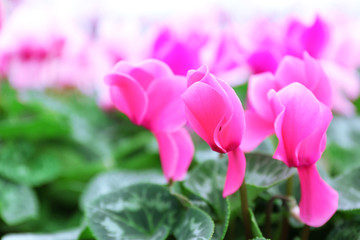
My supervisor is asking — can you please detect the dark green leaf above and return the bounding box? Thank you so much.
[174,207,214,240]
[327,220,360,240]
[245,153,295,192]
[85,183,183,240]
[80,170,166,209]
[184,160,230,240]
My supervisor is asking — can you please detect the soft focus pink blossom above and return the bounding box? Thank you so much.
[244,14,360,115]
[241,52,332,151]
[268,82,338,227]
[149,26,208,75]
[182,65,246,197]
[106,59,194,181]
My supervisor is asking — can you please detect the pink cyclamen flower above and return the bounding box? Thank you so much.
[182,65,246,197]
[105,59,194,181]
[241,52,332,152]
[268,82,338,227]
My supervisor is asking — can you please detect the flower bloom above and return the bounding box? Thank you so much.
[182,65,246,197]
[268,82,338,227]
[105,59,194,181]
[241,52,332,151]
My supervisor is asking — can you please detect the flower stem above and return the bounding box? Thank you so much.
[240,179,252,239]
[280,175,294,240]
[301,225,310,240]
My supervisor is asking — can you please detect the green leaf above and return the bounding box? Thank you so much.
[0,179,39,225]
[249,208,263,238]
[80,170,166,209]
[174,207,215,240]
[184,160,230,240]
[324,116,360,176]
[85,183,183,240]
[2,228,82,240]
[0,141,61,186]
[327,220,360,240]
[331,167,360,211]
[244,153,295,202]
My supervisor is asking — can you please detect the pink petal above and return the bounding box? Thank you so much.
[171,128,195,181]
[105,73,147,125]
[186,65,208,87]
[297,104,332,166]
[223,147,246,197]
[143,76,187,131]
[303,52,332,108]
[247,72,278,120]
[153,131,177,181]
[112,59,173,90]
[301,16,329,58]
[240,110,275,152]
[154,129,194,181]
[269,83,329,167]
[247,50,279,74]
[275,56,307,88]
[216,79,246,151]
[297,164,338,227]
[182,82,227,153]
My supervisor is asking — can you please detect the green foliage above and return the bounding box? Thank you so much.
[331,167,360,211]
[80,170,166,209]
[173,207,215,240]
[184,160,230,240]
[0,178,38,225]
[85,183,183,240]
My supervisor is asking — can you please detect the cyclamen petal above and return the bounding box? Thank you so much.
[144,76,187,131]
[269,83,333,167]
[182,81,227,153]
[154,129,194,181]
[223,147,246,197]
[183,65,247,196]
[106,59,194,182]
[217,80,246,151]
[112,59,173,90]
[106,73,147,125]
[240,110,274,152]
[297,165,338,227]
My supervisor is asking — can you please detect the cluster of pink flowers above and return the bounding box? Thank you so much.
[2,0,359,229]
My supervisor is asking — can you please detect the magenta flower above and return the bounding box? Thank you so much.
[105,59,194,181]
[241,53,332,151]
[182,65,246,197]
[150,26,207,75]
[268,82,338,227]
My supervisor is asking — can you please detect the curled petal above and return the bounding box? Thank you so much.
[269,83,332,167]
[143,76,187,131]
[112,59,173,90]
[223,147,246,197]
[247,72,278,120]
[217,79,246,151]
[105,73,147,125]
[154,129,194,181]
[298,164,338,227]
[186,65,208,87]
[182,82,227,153]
